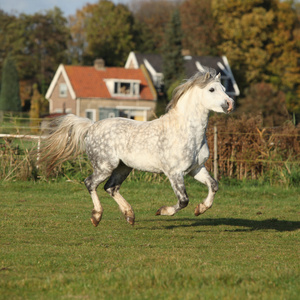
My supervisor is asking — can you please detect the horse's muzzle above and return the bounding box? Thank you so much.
[226,99,234,113]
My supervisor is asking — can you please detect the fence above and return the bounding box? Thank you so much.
[205,116,300,184]
[0,112,43,135]
[0,114,299,183]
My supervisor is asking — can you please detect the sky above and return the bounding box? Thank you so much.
[0,0,131,17]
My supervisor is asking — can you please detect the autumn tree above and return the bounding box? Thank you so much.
[132,0,177,53]
[70,0,137,66]
[19,8,70,94]
[213,0,300,122]
[0,10,18,84]
[180,0,219,56]
[29,83,41,133]
[212,0,299,91]
[0,55,21,112]
[238,82,289,127]
[68,3,96,65]
[162,9,185,99]
[0,8,70,96]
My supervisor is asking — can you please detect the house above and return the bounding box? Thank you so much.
[125,52,240,98]
[45,59,157,122]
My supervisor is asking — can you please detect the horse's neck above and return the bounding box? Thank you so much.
[174,88,209,135]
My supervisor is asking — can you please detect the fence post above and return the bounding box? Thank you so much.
[36,137,41,169]
[214,125,218,180]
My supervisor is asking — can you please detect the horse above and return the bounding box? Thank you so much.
[40,67,234,227]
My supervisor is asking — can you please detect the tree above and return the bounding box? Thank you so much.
[30,83,41,133]
[18,8,71,94]
[238,82,289,127]
[0,10,18,84]
[132,0,177,53]
[0,8,70,96]
[73,0,137,66]
[212,0,300,120]
[0,55,21,112]
[180,0,219,56]
[68,3,97,65]
[212,0,299,88]
[162,9,185,99]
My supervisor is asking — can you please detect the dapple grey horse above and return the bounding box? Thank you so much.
[40,68,234,226]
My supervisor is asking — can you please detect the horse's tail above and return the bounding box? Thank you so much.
[39,114,94,174]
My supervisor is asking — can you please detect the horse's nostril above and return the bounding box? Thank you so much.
[227,100,233,112]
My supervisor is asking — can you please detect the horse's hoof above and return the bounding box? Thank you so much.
[91,217,100,227]
[126,216,135,226]
[155,208,162,215]
[194,204,208,216]
[155,206,175,216]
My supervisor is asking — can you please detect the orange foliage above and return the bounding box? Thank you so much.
[206,115,300,180]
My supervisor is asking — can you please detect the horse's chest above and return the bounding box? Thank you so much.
[186,139,209,167]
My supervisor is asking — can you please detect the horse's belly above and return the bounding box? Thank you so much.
[121,152,162,173]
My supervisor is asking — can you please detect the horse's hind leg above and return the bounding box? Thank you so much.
[85,171,110,227]
[189,166,218,216]
[104,164,134,225]
[156,173,189,216]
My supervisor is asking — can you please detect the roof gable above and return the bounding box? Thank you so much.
[45,64,76,100]
[125,52,240,96]
[46,65,156,101]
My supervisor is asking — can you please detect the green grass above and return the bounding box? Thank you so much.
[0,180,299,299]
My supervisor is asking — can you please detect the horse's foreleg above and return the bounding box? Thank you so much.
[156,174,189,216]
[104,165,134,225]
[85,172,109,227]
[190,166,218,216]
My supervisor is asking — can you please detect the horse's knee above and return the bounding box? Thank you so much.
[211,179,218,193]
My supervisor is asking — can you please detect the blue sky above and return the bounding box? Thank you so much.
[0,0,131,17]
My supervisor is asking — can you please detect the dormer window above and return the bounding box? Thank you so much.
[113,81,140,97]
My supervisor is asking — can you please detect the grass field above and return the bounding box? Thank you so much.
[0,179,299,299]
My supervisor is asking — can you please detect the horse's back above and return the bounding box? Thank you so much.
[85,117,165,172]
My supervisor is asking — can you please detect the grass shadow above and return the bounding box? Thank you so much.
[146,217,300,232]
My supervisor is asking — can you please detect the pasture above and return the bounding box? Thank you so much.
[1,179,299,299]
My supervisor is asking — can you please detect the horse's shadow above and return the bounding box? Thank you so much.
[145,217,300,232]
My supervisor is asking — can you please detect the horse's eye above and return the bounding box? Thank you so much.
[209,88,215,92]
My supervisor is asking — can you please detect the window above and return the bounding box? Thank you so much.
[59,83,68,97]
[119,109,145,121]
[99,108,120,120]
[99,107,148,121]
[85,109,96,122]
[113,81,140,97]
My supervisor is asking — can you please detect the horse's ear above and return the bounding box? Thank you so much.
[204,72,210,80]
[216,73,221,80]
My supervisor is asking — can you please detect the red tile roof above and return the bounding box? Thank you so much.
[64,66,155,100]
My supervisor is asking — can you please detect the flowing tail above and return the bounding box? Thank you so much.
[39,114,94,174]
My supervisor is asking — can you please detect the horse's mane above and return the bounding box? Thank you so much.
[166,67,218,112]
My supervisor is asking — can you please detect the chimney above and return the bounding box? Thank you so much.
[94,58,105,70]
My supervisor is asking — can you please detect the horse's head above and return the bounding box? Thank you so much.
[200,72,234,114]
[167,69,235,115]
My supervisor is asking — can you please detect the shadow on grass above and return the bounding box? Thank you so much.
[146,217,300,232]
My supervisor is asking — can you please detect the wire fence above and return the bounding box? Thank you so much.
[205,117,299,183]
